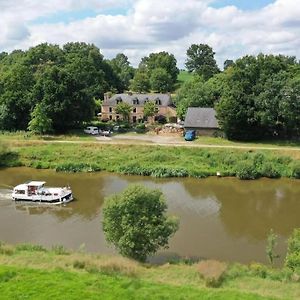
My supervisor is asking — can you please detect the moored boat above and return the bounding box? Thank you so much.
[12,181,73,204]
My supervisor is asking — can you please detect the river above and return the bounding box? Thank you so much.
[0,167,299,265]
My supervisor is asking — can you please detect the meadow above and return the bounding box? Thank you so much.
[0,242,299,300]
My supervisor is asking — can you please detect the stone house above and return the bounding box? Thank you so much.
[101,93,177,123]
[184,107,220,136]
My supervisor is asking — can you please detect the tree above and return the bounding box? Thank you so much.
[175,74,226,119]
[185,44,219,80]
[140,51,179,85]
[143,101,157,119]
[224,59,234,70]
[102,185,179,262]
[150,67,173,92]
[130,69,150,93]
[109,53,135,91]
[216,54,299,140]
[28,103,53,134]
[115,102,132,122]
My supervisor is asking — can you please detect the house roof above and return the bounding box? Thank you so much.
[103,93,173,106]
[184,107,219,129]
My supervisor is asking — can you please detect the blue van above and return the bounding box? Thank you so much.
[184,130,196,141]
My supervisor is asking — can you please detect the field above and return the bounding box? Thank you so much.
[0,242,299,300]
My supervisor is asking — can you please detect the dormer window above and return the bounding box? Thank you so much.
[155,98,161,105]
[132,97,139,105]
[116,97,122,104]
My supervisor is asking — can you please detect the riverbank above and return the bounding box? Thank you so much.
[0,242,299,300]
[3,140,300,179]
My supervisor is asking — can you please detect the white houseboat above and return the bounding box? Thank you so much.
[12,181,73,204]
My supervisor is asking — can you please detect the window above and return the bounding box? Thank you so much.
[109,115,112,120]
[109,107,112,113]
[155,98,161,105]
[133,108,137,113]
[116,97,122,104]
[132,97,139,105]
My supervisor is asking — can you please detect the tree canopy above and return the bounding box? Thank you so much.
[0,42,122,133]
[102,184,179,262]
[185,44,219,80]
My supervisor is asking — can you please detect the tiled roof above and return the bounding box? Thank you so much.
[184,107,219,129]
[103,93,173,106]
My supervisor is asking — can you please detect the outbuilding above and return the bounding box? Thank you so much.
[184,107,220,136]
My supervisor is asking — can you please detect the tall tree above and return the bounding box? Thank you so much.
[109,53,135,92]
[150,67,173,92]
[130,69,150,93]
[140,51,179,86]
[185,44,219,80]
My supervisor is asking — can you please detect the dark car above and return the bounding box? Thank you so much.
[184,130,196,141]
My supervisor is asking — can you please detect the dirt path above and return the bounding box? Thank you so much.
[51,133,300,152]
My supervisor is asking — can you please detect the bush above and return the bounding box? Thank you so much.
[260,163,281,178]
[51,245,69,255]
[285,228,300,272]
[291,162,300,179]
[16,244,46,252]
[235,161,260,180]
[102,185,179,262]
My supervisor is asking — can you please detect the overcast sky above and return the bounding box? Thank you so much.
[0,0,299,68]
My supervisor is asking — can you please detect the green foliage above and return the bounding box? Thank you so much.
[150,68,173,92]
[115,102,132,122]
[108,53,135,92]
[291,161,300,179]
[266,229,280,265]
[16,244,46,252]
[28,103,53,134]
[216,54,300,140]
[102,185,179,262]
[235,161,260,180]
[130,69,150,93]
[285,228,300,271]
[0,42,122,133]
[51,245,69,255]
[185,44,219,80]
[175,75,218,119]
[140,51,179,85]
[143,101,157,118]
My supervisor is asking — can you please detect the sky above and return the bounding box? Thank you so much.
[0,0,299,68]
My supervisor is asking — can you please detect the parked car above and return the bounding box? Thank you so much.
[184,130,196,141]
[84,126,99,135]
[100,130,111,137]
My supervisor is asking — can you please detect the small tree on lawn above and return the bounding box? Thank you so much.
[115,102,132,123]
[102,184,179,262]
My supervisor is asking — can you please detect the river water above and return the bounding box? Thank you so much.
[0,167,299,265]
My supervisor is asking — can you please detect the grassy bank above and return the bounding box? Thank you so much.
[3,141,300,179]
[0,242,299,299]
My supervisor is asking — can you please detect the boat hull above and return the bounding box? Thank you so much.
[12,192,73,205]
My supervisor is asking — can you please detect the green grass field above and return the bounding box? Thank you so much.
[0,243,299,300]
[3,141,299,179]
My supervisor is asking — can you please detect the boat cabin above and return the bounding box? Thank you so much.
[14,181,46,196]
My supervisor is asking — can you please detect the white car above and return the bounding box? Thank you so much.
[84,126,99,135]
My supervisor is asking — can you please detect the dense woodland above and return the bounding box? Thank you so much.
[0,42,299,140]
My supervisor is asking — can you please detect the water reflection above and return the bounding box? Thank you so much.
[0,167,300,264]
